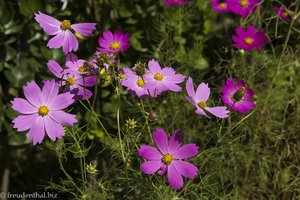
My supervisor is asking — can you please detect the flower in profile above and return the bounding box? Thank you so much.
[211,0,231,13]
[229,0,261,18]
[34,12,96,54]
[97,30,130,54]
[47,60,97,100]
[185,77,229,119]
[144,60,185,97]
[121,70,149,98]
[275,6,292,21]
[11,80,77,145]
[232,26,268,51]
[162,0,191,7]
[138,128,199,190]
[221,79,255,113]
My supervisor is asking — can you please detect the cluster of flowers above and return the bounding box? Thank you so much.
[11,0,260,189]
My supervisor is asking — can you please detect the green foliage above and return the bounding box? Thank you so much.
[0,0,300,199]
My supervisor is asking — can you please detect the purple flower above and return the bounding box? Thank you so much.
[211,0,231,13]
[229,0,261,18]
[11,80,77,145]
[66,53,78,62]
[121,69,149,98]
[275,6,292,21]
[34,12,96,54]
[232,26,268,51]
[185,77,229,119]
[47,60,97,100]
[221,79,255,113]
[144,60,185,97]
[138,128,199,190]
[162,0,191,7]
[65,59,98,75]
[97,30,130,54]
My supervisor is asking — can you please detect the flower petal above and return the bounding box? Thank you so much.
[23,81,42,107]
[138,145,162,160]
[167,164,184,190]
[152,128,169,154]
[47,31,65,49]
[195,82,210,102]
[141,161,163,174]
[47,60,64,78]
[148,60,162,74]
[49,110,77,126]
[171,160,198,179]
[34,12,61,35]
[62,30,78,54]
[27,116,45,145]
[11,98,37,114]
[205,106,229,118]
[71,23,96,36]
[49,92,75,110]
[44,116,65,141]
[12,113,38,132]
[168,130,184,154]
[173,144,199,159]
[42,80,59,105]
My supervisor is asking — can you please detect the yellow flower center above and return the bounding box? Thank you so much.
[61,20,71,30]
[197,101,206,109]
[136,79,145,87]
[67,77,75,85]
[219,3,227,8]
[282,11,288,17]
[232,87,246,102]
[244,37,254,45]
[119,73,126,80]
[154,73,164,81]
[38,106,49,116]
[78,66,87,72]
[110,42,120,50]
[162,153,173,164]
[240,0,248,7]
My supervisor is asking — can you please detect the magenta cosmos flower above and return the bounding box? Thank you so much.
[97,30,130,54]
[232,26,268,51]
[35,12,96,54]
[65,59,98,75]
[275,6,292,21]
[211,0,231,13]
[139,128,199,190]
[221,79,255,113]
[47,60,97,100]
[161,0,191,7]
[121,68,149,98]
[144,60,185,97]
[11,80,77,145]
[229,0,261,18]
[185,77,229,119]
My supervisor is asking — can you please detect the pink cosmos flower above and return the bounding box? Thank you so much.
[144,60,185,98]
[275,6,292,21]
[97,30,130,54]
[65,59,98,75]
[121,69,149,98]
[34,12,96,54]
[185,77,229,119]
[66,53,78,62]
[232,26,268,51]
[138,128,199,190]
[47,60,97,100]
[11,80,77,145]
[229,0,261,18]
[221,79,255,113]
[211,0,231,13]
[162,0,191,7]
